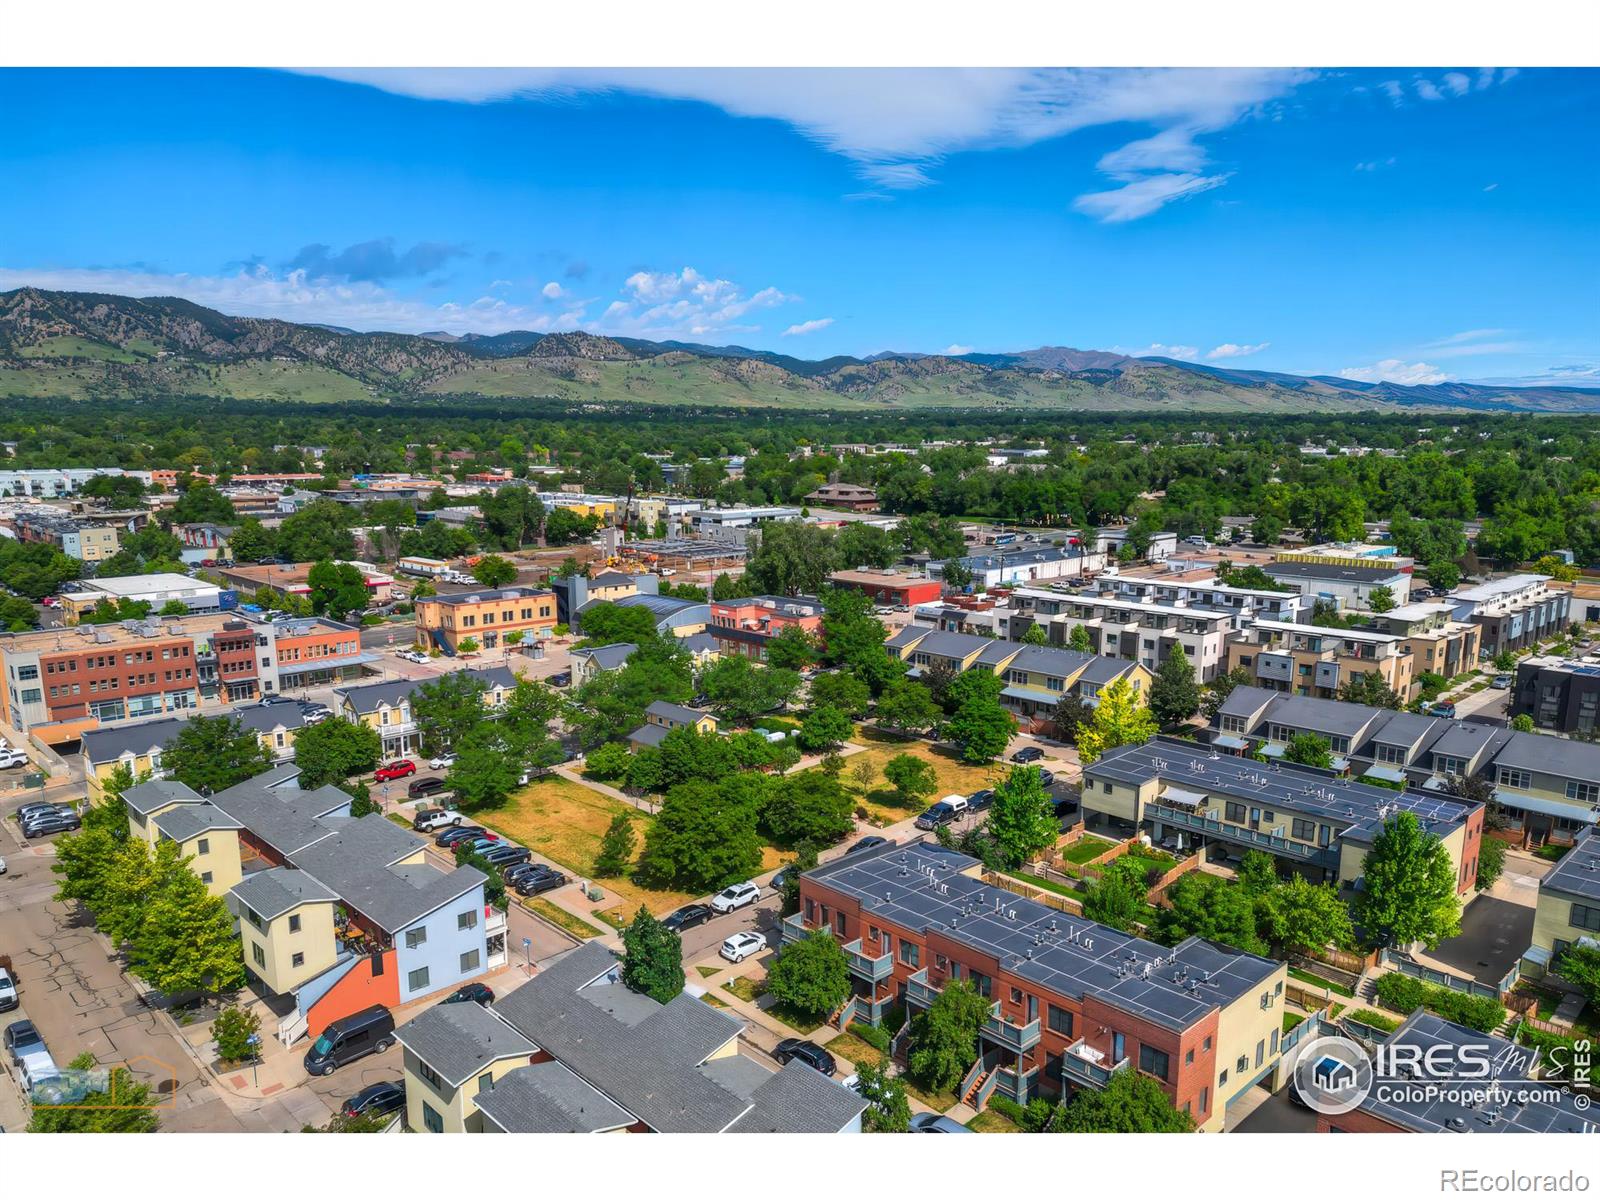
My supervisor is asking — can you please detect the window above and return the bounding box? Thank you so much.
[1200,1087,1210,1115]
[1009,987,1023,1005]
[1219,1068,1229,1085]
[1256,1039,1265,1068]
[422,1103,444,1133]
[1139,1045,1170,1081]
[899,941,920,968]
[1237,1055,1248,1074]
[1203,1035,1212,1052]
[1571,903,1600,933]
[478,1073,495,1095]
[406,927,428,949]
[291,952,305,968]
[458,909,478,931]
[408,966,430,992]
[245,907,264,931]
[196,837,210,855]
[200,871,213,884]
[460,949,481,973]
[1566,780,1600,804]
[251,943,266,968]
[1497,767,1532,790]
[1225,801,1247,824]
[1185,1048,1195,1065]
[1291,817,1317,842]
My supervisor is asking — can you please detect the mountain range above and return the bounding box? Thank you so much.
[1,287,1594,414]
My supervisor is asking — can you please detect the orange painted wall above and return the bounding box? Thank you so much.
[305,950,400,1038]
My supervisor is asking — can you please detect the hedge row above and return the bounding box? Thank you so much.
[1373,972,1505,1033]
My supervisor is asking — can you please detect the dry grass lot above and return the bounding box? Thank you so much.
[845,726,1004,825]
[481,774,786,915]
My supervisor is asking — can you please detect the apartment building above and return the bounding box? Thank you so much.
[334,666,520,759]
[173,522,236,561]
[397,941,866,1133]
[254,615,372,693]
[1225,619,1415,701]
[688,505,802,534]
[1095,528,1179,561]
[0,467,150,498]
[1367,602,1482,686]
[826,568,944,608]
[1212,686,1600,846]
[79,705,308,797]
[932,545,1104,590]
[788,840,1286,1131]
[570,641,637,687]
[706,594,824,661]
[1080,737,1485,894]
[804,482,879,511]
[1027,592,1238,683]
[59,572,229,621]
[1261,560,1412,611]
[1524,828,1600,976]
[120,769,493,1044]
[414,586,557,654]
[1316,1011,1595,1134]
[1513,656,1600,734]
[1450,574,1571,656]
[13,509,123,562]
[1093,575,1312,625]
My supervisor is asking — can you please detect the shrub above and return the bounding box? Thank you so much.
[850,1022,891,1053]
[1373,972,1504,1032]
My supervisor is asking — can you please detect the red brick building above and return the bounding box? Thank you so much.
[707,595,825,661]
[826,569,944,608]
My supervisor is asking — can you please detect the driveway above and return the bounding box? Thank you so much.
[1230,1086,1318,1133]
[1424,892,1536,984]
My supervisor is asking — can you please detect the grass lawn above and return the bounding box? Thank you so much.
[1289,966,1356,998]
[825,1031,888,1070]
[724,976,761,1003]
[1347,1009,1401,1033]
[592,909,628,932]
[699,992,730,1009]
[1061,835,1118,865]
[695,965,724,979]
[900,1076,958,1113]
[522,897,606,940]
[385,813,414,830]
[720,976,825,1034]
[967,1109,1022,1133]
[999,869,1082,902]
[845,725,1005,824]
[1282,1011,1306,1034]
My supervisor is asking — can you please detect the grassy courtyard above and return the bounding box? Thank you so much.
[845,726,1006,824]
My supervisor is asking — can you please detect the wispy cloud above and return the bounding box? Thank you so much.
[541,281,566,300]
[305,67,1311,222]
[1354,157,1396,172]
[1338,359,1450,386]
[1113,342,1200,361]
[284,237,467,282]
[606,266,794,338]
[782,317,834,337]
[1376,67,1517,108]
[1420,329,1530,359]
[1467,364,1600,389]
[1207,342,1270,360]
[942,343,975,356]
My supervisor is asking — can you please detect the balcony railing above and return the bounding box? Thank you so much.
[780,912,808,945]
[843,938,894,983]
[1146,803,1340,867]
[1059,1038,1130,1090]
[981,1002,1041,1053]
[905,968,940,1009]
[994,1065,1041,1105]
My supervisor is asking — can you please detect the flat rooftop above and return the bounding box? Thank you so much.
[1263,561,1406,583]
[80,572,217,596]
[806,840,1279,1032]
[1540,828,1600,902]
[2,612,236,652]
[1086,738,1476,838]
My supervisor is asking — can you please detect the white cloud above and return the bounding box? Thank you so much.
[1114,343,1200,361]
[782,317,834,337]
[1073,173,1230,223]
[1379,69,1517,109]
[1419,329,1530,359]
[1378,80,1406,106]
[605,266,794,338]
[1415,79,1444,102]
[1442,72,1472,98]
[1354,157,1396,172]
[541,281,566,299]
[1338,359,1450,386]
[305,67,1310,221]
[1468,363,1600,388]
[1207,342,1270,360]
[942,344,975,356]
[1483,182,1499,192]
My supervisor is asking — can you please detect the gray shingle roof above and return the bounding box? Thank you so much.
[644,700,708,727]
[206,779,341,857]
[395,1001,535,1087]
[627,724,670,748]
[152,802,244,842]
[288,815,481,934]
[1490,730,1600,780]
[1260,693,1385,739]
[1262,561,1406,583]
[334,678,420,714]
[231,705,307,735]
[574,642,637,671]
[1006,645,1098,680]
[121,777,203,817]
[725,1059,868,1133]
[81,716,187,765]
[230,867,339,921]
[474,1060,634,1133]
[1215,685,1279,721]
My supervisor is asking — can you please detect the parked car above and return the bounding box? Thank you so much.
[768,866,796,894]
[504,861,552,886]
[17,801,69,823]
[23,811,80,838]
[5,1019,57,1091]
[773,1038,837,1076]
[0,966,18,1013]
[1491,673,1513,689]
[480,844,532,868]
[914,794,969,830]
[1037,769,1056,788]
[442,983,495,1007]
[257,694,296,706]
[720,931,766,963]
[397,649,431,664]
[435,825,492,848]
[407,776,449,799]
[303,1006,395,1077]
[0,854,7,876]
[341,1081,406,1122]
[845,835,891,855]
[549,671,571,687]
[428,753,457,771]
[514,868,567,896]
[0,748,27,769]
[710,881,761,914]
[966,789,995,811]
[910,1112,974,1133]
[412,808,463,832]
[299,703,332,723]
[375,760,417,782]
[1010,745,1044,763]
[462,836,502,855]
[1425,701,1457,719]
[661,903,713,932]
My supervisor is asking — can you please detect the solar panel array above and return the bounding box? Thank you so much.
[1541,829,1600,902]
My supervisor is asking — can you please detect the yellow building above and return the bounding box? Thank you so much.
[232,867,344,996]
[397,1000,538,1133]
[1524,830,1600,976]
[414,586,556,654]
[1203,960,1290,1133]
[334,679,419,757]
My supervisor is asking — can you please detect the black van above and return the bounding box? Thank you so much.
[303,1005,395,1076]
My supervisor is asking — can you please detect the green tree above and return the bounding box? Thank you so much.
[228,518,278,563]
[699,655,801,724]
[472,554,518,587]
[276,499,356,561]
[1425,560,1462,592]
[1257,875,1356,953]
[882,752,938,807]
[28,1053,160,1132]
[1020,623,1050,646]
[1475,836,1507,890]
[1555,944,1600,1007]
[986,765,1058,869]
[1081,866,1144,932]
[1284,732,1333,770]
[947,693,1016,763]
[761,770,854,847]
[584,742,632,782]
[413,670,489,752]
[1076,677,1158,764]
[745,521,838,596]
[576,600,661,646]
[1058,1068,1193,1133]
[766,930,851,1018]
[1236,849,1280,897]
[876,679,941,733]
[1067,623,1093,653]
[1355,811,1463,949]
[292,717,382,788]
[1201,664,1255,720]
[212,1005,262,1064]
[856,1061,911,1132]
[348,781,379,818]
[1367,584,1397,613]
[170,483,236,525]
[637,778,765,891]
[307,559,368,618]
[819,587,889,670]
[765,624,818,670]
[620,907,684,1004]
[1148,644,1200,728]
[1153,874,1268,955]
[1337,671,1403,710]
[807,671,871,719]
[477,486,545,550]
[445,729,523,812]
[1510,713,1535,733]
[162,715,273,794]
[907,979,990,1092]
[798,705,852,753]
[127,851,246,998]
[593,812,636,877]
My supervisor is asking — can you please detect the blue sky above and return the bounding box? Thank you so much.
[0,67,1594,386]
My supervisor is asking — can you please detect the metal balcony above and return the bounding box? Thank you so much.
[1059,1038,1130,1089]
[780,912,808,946]
[982,1002,1041,1053]
[1146,803,1340,868]
[905,968,940,1009]
[843,938,894,983]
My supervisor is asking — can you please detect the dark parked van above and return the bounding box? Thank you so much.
[303,1005,395,1076]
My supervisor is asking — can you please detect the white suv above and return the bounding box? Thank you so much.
[413,809,464,832]
[710,882,761,914]
[720,931,767,963]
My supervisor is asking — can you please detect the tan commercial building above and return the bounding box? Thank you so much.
[414,586,556,653]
